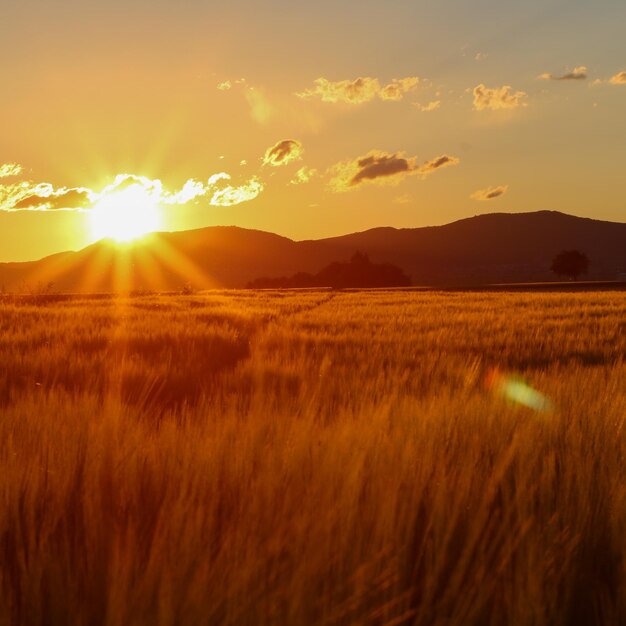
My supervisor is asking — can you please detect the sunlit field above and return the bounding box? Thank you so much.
[1,290,626,626]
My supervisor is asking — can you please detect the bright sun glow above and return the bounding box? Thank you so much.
[90,186,162,242]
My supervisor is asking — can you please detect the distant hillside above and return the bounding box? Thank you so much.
[1,211,625,293]
[318,211,626,284]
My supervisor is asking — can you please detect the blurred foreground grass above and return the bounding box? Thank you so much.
[1,290,625,625]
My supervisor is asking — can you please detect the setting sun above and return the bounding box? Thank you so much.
[89,185,162,242]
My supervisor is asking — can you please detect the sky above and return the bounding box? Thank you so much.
[1,0,625,262]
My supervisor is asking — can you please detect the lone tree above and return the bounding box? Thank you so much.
[551,250,589,281]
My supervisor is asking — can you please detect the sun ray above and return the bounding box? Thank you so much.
[72,242,119,294]
[147,234,221,290]
[111,247,134,294]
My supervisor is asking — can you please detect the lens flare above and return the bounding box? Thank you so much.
[485,368,553,413]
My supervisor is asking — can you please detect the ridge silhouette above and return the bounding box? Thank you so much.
[1,211,625,293]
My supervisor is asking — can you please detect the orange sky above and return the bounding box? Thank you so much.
[1,0,625,261]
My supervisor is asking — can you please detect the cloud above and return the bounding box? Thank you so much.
[328,150,459,192]
[216,78,247,91]
[164,178,209,205]
[101,173,164,197]
[161,172,263,207]
[12,187,93,211]
[290,166,317,185]
[296,76,419,104]
[416,155,459,174]
[263,139,303,167]
[0,180,95,212]
[209,176,263,206]
[0,163,22,178]
[590,71,626,86]
[95,172,264,209]
[296,77,379,104]
[413,100,441,112]
[475,52,488,62]
[472,84,528,111]
[379,77,420,101]
[471,185,508,201]
[539,66,587,81]
[350,152,413,185]
[1,169,264,212]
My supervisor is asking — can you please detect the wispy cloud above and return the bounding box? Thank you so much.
[328,150,459,192]
[413,100,441,112]
[472,84,528,111]
[609,70,626,85]
[379,77,420,101]
[296,76,419,104]
[0,163,23,178]
[471,185,508,201]
[159,173,264,208]
[290,166,317,185]
[539,66,587,81]
[216,78,247,91]
[209,176,263,207]
[263,140,303,167]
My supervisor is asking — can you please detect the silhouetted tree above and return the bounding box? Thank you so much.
[551,250,589,281]
[247,252,411,289]
[317,252,411,288]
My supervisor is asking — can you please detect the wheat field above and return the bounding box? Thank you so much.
[1,289,625,626]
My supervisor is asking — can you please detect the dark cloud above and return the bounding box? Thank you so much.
[471,185,508,201]
[417,155,459,173]
[351,153,412,185]
[329,150,459,191]
[263,139,303,167]
[12,187,92,211]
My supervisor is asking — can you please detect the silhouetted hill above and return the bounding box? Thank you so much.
[318,211,626,284]
[248,252,411,289]
[0,211,625,292]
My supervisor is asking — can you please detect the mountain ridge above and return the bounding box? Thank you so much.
[1,211,625,292]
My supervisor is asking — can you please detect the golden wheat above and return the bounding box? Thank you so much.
[1,290,625,625]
